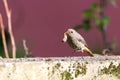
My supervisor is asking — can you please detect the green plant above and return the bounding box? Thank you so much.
[73,0,117,50]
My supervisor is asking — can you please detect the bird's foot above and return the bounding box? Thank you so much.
[74,49,82,52]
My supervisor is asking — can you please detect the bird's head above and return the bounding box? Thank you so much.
[62,29,76,43]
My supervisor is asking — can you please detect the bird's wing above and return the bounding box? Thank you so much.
[76,34,88,47]
[78,39,88,47]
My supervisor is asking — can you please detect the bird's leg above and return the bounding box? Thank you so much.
[74,49,77,52]
[74,48,82,52]
[81,48,84,53]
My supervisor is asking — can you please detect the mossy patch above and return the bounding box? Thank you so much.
[52,63,61,74]
[45,58,52,62]
[73,62,87,78]
[100,62,120,79]
[61,71,73,80]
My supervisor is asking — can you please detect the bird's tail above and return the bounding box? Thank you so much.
[84,47,94,57]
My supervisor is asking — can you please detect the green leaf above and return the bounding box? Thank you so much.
[102,16,110,25]
[91,2,99,9]
[94,19,104,31]
[83,19,91,31]
[95,19,101,26]
[94,17,109,31]
[82,9,93,18]
[73,25,83,31]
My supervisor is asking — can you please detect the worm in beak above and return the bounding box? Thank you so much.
[62,32,67,43]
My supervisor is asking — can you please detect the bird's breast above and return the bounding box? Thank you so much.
[67,36,78,49]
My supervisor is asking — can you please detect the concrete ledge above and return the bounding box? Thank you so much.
[0,56,120,80]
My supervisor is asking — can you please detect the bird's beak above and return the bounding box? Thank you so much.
[62,32,67,43]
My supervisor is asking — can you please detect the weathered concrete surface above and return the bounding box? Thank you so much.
[0,56,120,80]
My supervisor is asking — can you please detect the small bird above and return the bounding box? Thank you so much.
[62,28,94,57]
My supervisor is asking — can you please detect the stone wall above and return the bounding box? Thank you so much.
[0,56,120,80]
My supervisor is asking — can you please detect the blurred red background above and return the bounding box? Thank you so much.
[0,0,120,57]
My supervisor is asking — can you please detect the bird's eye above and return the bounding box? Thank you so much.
[70,31,73,33]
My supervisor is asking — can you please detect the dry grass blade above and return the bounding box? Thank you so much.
[0,14,9,58]
[3,0,16,58]
[23,40,29,57]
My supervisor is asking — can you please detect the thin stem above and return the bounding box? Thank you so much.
[102,25,109,48]
[100,0,109,49]
[3,0,16,58]
[23,39,33,57]
[23,40,29,57]
[0,14,9,58]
